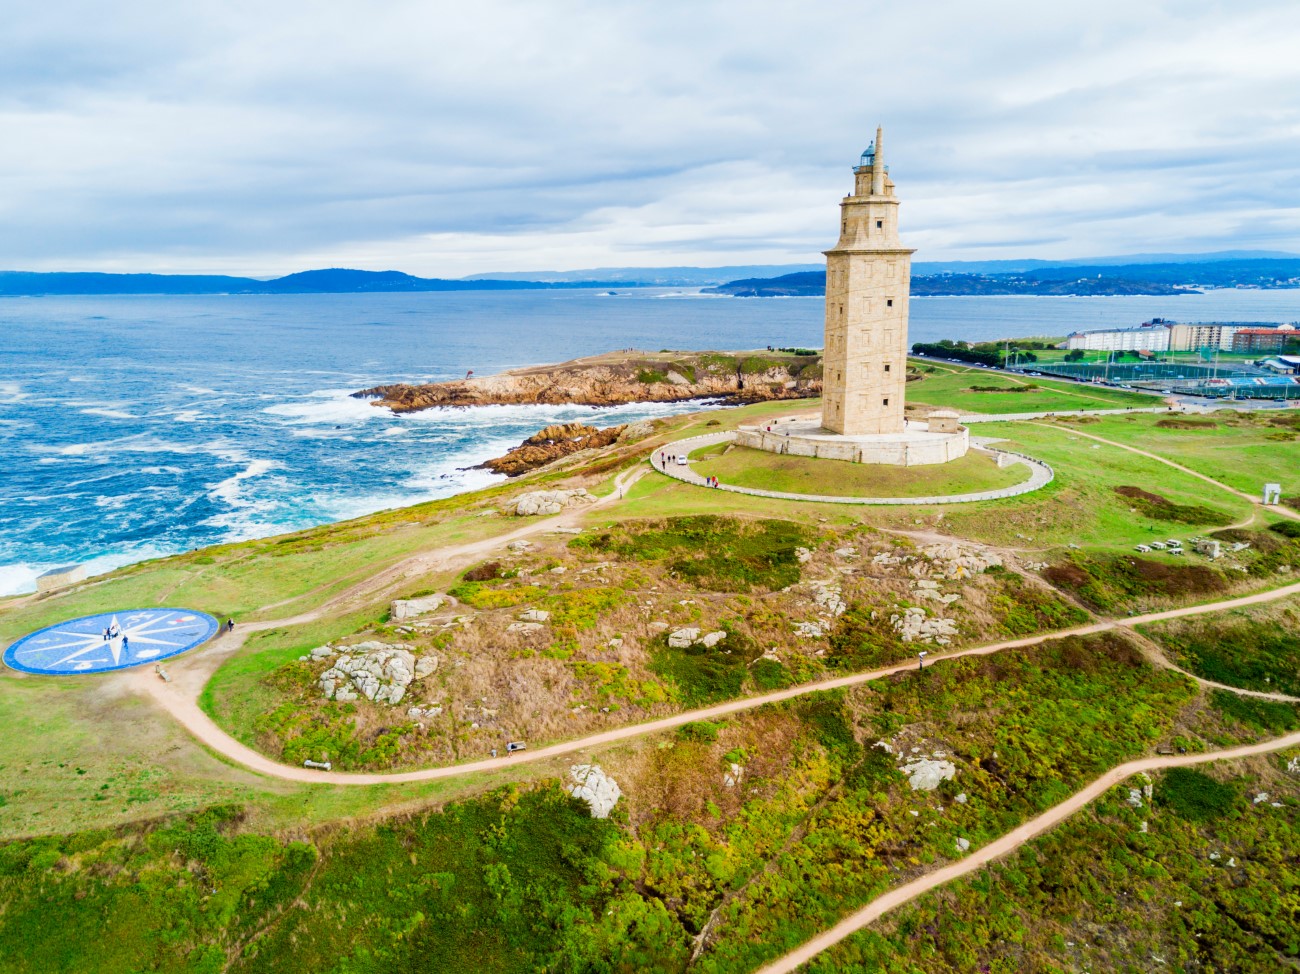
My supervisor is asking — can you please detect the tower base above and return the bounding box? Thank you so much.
[735,418,968,467]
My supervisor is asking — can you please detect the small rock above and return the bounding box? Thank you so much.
[1254,792,1270,804]
[519,609,551,623]
[795,546,812,564]
[507,622,544,634]
[699,631,727,648]
[955,837,970,852]
[954,792,967,803]
[508,539,533,551]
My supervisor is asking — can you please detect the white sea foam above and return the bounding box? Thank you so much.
[0,381,28,404]
[0,544,173,597]
[263,389,381,425]
[79,407,137,420]
[207,458,278,508]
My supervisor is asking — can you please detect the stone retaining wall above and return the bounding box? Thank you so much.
[735,424,968,466]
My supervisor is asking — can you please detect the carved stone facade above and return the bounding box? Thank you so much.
[821,126,914,436]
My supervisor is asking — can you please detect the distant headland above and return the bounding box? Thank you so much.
[354,349,823,412]
[4,251,1299,295]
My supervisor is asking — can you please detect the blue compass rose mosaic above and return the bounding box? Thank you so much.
[3,609,219,675]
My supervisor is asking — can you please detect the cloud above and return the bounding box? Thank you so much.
[1,0,1298,274]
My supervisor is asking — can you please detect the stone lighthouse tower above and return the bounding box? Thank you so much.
[821,126,915,435]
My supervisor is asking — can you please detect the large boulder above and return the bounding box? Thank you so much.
[391,594,445,620]
[569,764,622,818]
[512,489,596,517]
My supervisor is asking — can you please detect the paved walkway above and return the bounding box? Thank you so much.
[651,432,1053,505]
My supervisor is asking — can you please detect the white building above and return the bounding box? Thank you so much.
[1063,325,1171,351]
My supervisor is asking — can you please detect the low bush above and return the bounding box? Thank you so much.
[1210,690,1300,734]
[1156,768,1236,822]
[575,516,812,592]
[1113,485,1234,526]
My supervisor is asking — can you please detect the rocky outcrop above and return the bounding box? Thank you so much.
[511,488,596,516]
[900,757,957,791]
[390,594,445,620]
[315,641,438,705]
[353,351,822,413]
[569,764,622,818]
[478,423,627,477]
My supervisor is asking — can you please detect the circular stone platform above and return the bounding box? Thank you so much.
[4,609,219,676]
[735,416,968,466]
[652,432,1052,505]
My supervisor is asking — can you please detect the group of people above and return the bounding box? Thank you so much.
[101,622,128,651]
[658,451,723,489]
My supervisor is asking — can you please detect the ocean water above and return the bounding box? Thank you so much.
[2,287,1297,595]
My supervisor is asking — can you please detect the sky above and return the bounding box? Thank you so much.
[3,0,1300,277]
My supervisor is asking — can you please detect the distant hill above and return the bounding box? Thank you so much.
[704,258,1300,297]
[461,264,825,286]
[0,268,619,296]
[6,252,1299,296]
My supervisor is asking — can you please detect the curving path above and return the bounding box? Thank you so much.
[752,726,1300,974]
[130,574,1300,786]
[650,432,1053,505]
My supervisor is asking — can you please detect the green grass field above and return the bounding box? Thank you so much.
[1032,410,1300,500]
[689,444,1029,497]
[907,362,1157,413]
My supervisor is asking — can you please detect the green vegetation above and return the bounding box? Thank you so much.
[1208,690,1300,734]
[1142,600,1300,695]
[0,788,669,974]
[904,361,1154,413]
[1043,551,1228,612]
[1113,484,1234,525]
[573,515,813,592]
[1156,767,1237,821]
[1026,409,1300,501]
[815,765,1299,973]
[691,446,1028,498]
[649,629,760,706]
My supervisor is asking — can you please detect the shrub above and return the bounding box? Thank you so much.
[463,561,504,582]
[1211,690,1300,733]
[649,630,759,706]
[1156,768,1236,822]
[1113,485,1234,526]
[1269,521,1300,539]
[577,516,812,593]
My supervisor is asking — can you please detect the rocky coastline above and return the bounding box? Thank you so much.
[475,422,629,477]
[353,349,823,413]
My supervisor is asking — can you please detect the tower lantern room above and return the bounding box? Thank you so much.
[820,125,915,436]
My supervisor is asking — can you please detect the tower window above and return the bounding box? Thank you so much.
[884,364,890,372]
[887,299,894,307]
[883,398,890,406]
[876,220,883,228]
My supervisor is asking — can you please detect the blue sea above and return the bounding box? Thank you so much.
[2,287,1297,595]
